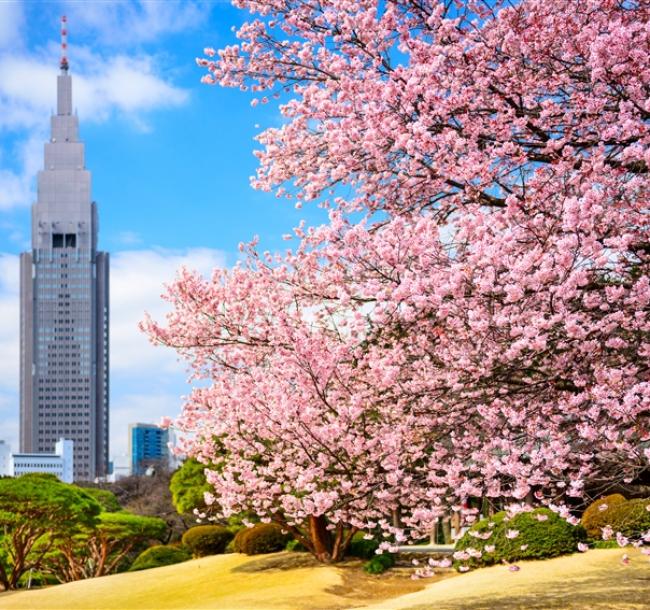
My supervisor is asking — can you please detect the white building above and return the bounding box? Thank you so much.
[10,438,74,483]
[0,440,10,476]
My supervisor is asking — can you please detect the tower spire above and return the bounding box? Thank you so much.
[60,15,68,72]
[57,16,72,116]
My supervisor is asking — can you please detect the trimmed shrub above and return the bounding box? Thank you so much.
[182,525,234,557]
[232,527,249,553]
[233,523,290,555]
[348,532,379,559]
[592,539,619,549]
[602,498,650,538]
[455,508,586,569]
[129,545,191,571]
[581,494,627,538]
[285,539,307,552]
[363,553,395,574]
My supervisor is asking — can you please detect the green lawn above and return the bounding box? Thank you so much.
[0,549,647,610]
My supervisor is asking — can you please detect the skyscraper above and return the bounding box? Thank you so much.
[19,18,109,481]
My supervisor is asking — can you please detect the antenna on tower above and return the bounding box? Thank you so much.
[60,15,69,72]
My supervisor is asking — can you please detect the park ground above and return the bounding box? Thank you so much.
[0,548,648,610]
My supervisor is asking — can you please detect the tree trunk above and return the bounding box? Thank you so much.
[441,518,452,544]
[308,515,333,563]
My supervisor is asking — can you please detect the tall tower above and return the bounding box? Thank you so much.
[19,17,109,481]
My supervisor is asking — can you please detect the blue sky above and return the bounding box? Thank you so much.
[0,0,324,465]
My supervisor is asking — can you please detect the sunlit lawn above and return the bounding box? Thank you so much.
[0,549,647,610]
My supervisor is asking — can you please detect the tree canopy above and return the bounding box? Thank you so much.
[145,0,650,561]
[0,474,101,589]
[169,458,213,516]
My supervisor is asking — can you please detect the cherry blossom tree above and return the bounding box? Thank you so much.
[145,0,650,562]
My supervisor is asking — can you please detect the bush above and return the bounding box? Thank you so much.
[233,523,290,555]
[581,496,650,540]
[592,539,619,549]
[455,508,586,569]
[129,545,191,571]
[348,532,379,559]
[581,494,627,538]
[602,498,650,538]
[182,525,234,557]
[363,553,395,574]
[285,539,307,552]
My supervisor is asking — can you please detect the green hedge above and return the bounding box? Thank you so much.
[285,539,307,552]
[233,523,290,555]
[455,508,585,568]
[129,545,191,571]
[182,525,234,557]
[363,553,395,574]
[348,532,379,559]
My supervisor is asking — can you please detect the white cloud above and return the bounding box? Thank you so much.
[0,52,188,133]
[0,132,43,210]
[0,247,227,461]
[0,2,25,51]
[110,247,227,376]
[109,391,186,457]
[0,253,19,392]
[62,1,209,47]
[0,14,191,211]
[0,253,19,453]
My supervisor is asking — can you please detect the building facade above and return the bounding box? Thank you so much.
[129,424,169,476]
[19,46,109,481]
[10,439,74,484]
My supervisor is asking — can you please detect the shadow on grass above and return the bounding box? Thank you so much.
[232,552,324,572]
[405,562,650,610]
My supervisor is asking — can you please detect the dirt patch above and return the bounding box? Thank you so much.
[326,566,432,603]
[231,552,433,607]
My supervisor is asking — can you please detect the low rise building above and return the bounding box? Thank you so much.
[10,438,74,483]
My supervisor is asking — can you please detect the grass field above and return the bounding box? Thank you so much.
[0,548,647,610]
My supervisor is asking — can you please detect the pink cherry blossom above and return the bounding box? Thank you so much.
[506,530,520,540]
[144,0,650,562]
[578,542,589,553]
[617,533,630,548]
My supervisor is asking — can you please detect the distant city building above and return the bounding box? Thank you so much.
[129,423,170,476]
[107,451,132,482]
[10,438,74,483]
[19,18,109,481]
[0,440,11,476]
[167,427,183,471]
